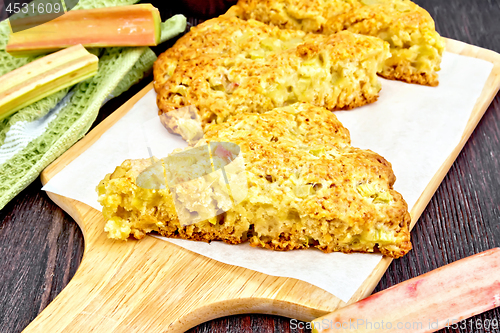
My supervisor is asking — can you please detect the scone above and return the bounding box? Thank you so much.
[227,0,446,86]
[156,30,390,130]
[153,16,309,92]
[97,103,412,258]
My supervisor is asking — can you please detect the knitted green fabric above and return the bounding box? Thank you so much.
[0,22,36,76]
[0,6,186,210]
[161,15,187,43]
[0,88,70,147]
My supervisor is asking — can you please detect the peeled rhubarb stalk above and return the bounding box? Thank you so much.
[6,4,161,57]
[312,248,500,333]
[0,44,98,120]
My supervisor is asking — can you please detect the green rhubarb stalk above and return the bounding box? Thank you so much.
[0,44,98,120]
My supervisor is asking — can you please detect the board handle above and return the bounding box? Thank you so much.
[22,192,344,332]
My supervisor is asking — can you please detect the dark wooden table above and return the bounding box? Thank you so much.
[1,1,500,332]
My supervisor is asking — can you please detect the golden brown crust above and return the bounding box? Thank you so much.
[153,16,306,93]
[158,228,246,245]
[97,103,412,258]
[379,65,439,87]
[228,0,445,86]
[155,29,390,130]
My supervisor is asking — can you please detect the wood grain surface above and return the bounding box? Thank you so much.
[26,36,498,331]
[0,0,499,332]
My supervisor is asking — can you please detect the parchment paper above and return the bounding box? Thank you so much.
[42,52,493,302]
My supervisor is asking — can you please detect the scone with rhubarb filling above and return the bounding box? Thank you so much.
[156,30,390,132]
[153,16,310,92]
[97,103,412,258]
[227,0,445,86]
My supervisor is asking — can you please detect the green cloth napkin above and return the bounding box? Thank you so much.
[0,1,186,210]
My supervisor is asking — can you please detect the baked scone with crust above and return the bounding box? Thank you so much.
[97,103,412,258]
[156,30,390,130]
[227,0,445,86]
[153,16,309,92]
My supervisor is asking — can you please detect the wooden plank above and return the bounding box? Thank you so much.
[22,39,500,333]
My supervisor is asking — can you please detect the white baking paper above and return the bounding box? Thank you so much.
[43,52,493,302]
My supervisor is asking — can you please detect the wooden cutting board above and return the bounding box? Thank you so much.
[23,39,500,333]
